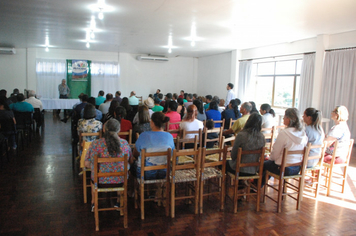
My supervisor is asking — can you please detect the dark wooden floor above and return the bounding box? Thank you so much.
[1,113,356,235]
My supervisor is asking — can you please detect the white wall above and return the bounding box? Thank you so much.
[119,53,198,98]
[197,52,233,100]
[0,49,27,93]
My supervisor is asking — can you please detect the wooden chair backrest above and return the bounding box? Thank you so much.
[172,148,201,174]
[202,147,225,169]
[261,126,275,152]
[93,154,128,188]
[80,141,92,168]
[176,135,198,151]
[137,96,143,104]
[118,129,132,145]
[229,118,237,129]
[79,131,102,153]
[304,142,327,167]
[182,128,202,148]
[221,135,236,148]
[140,148,171,182]
[211,119,225,129]
[329,139,354,167]
[280,147,310,177]
[203,126,223,149]
[235,147,266,177]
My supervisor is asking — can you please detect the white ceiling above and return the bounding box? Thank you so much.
[1,0,356,58]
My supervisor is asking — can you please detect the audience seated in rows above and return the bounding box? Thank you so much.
[25,90,43,111]
[103,100,120,123]
[133,97,154,124]
[260,103,275,130]
[183,94,193,109]
[176,98,186,120]
[193,99,206,122]
[133,105,152,139]
[152,98,164,112]
[222,99,241,129]
[165,101,181,138]
[80,97,102,121]
[9,93,34,112]
[95,90,105,107]
[0,90,13,106]
[180,105,204,139]
[78,104,103,142]
[206,101,221,127]
[223,102,251,136]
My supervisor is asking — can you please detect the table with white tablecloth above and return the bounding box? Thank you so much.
[41,99,80,110]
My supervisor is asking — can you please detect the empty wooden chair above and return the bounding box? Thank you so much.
[323,139,354,196]
[171,148,201,218]
[203,126,223,149]
[200,147,226,213]
[92,154,128,230]
[263,147,309,213]
[134,148,171,220]
[225,146,266,213]
[181,128,202,149]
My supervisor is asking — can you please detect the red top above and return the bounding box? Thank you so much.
[165,111,181,138]
[119,118,132,141]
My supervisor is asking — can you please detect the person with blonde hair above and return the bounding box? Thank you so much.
[324,105,351,164]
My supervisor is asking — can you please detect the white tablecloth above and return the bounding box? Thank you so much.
[41,99,79,109]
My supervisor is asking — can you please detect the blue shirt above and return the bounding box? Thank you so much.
[222,108,241,129]
[9,101,34,112]
[206,109,222,127]
[135,131,175,179]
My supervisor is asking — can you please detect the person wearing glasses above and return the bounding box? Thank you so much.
[324,106,351,164]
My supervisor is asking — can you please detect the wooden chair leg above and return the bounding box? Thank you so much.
[140,183,145,220]
[277,179,283,213]
[327,167,333,196]
[342,166,348,193]
[297,177,304,210]
[124,190,128,228]
[199,178,204,214]
[134,179,138,209]
[315,169,321,198]
[95,190,99,231]
[165,182,170,217]
[262,173,268,203]
[256,178,262,212]
[221,175,226,210]
[83,170,87,203]
[120,193,124,216]
[171,182,175,218]
[233,178,238,214]
[194,180,199,214]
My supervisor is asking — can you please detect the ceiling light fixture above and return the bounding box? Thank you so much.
[98,10,104,20]
[45,47,49,52]
[86,42,90,48]
[45,36,49,52]
[97,0,105,20]
[168,35,173,53]
[90,31,95,39]
[90,16,96,30]
[190,22,196,47]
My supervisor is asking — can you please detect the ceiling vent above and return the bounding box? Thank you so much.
[136,55,168,62]
[0,47,16,55]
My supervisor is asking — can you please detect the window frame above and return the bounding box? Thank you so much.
[254,59,301,109]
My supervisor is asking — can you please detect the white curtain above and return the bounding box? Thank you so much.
[91,61,120,97]
[298,53,315,111]
[320,49,356,139]
[237,60,253,102]
[36,59,66,99]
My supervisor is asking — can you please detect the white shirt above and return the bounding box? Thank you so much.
[270,127,308,165]
[262,113,275,129]
[180,119,204,139]
[128,96,139,105]
[99,101,111,115]
[26,97,43,110]
[224,89,236,107]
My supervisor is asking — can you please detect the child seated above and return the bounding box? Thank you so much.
[206,119,219,148]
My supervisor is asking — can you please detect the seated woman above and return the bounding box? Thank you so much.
[84,119,132,211]
[222,99,241,130]
[133,105,152,138]
[303,108,324,167]
[324,105,351,164]
[165,101,181,138]
[263,108,308,184]
[103,100,120,123]
[114,106,133,141]
[176,97,186,120]
[260,103,275,130]
[227,113,265,175]
[193,99,206,122]
[249,101,259,114]
[180,105,204,139]
[133,112,175,179]
[205,101,221,128]
[77,104,103,142]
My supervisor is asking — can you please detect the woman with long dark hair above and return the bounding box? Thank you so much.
[85,119,132,211]
[193,99,206,121]
[222,99,241,129]
[103,100,120,123]
[114,106,132,141]
[133,105,151,136]
[176,97,186,120]
[205,101,221,127]
[260,103,275,129]
[303,108,324,167]
[227,113,265,175]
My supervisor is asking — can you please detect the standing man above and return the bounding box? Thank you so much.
[58,79,70,117]
[224,83,235,107]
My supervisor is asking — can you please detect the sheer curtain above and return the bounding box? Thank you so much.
[91,61,120,97]
[298,53,315,111]
[320,49,356,139]
[36,59,66,99]
[237,60,253,102]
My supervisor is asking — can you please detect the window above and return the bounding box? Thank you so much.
[253,59,302,108]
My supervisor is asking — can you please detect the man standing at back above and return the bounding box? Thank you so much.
[58,79,70,117]
[128,91,139,106]
[95,90,105,107]
[224,83,236,107]
[99,93,113,115]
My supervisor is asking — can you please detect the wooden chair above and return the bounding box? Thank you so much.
[14,111,33,145]
[181,128,202,149]
[225,146,266,213]
[79,131,102,204]
[136,96,143,104]
[118,129,132,145]
[199,147,226,213]
[203,126,223,149]
[303,142,327,198]
[323,139,354,196]
[166,121,181,140]
[229,118,237,129]
[211,118,225,129]
[0,117,22,154]
[92,154,128,230]
[263,147,309,213]
[261,126,275,153]
[134,148,171,220]
[221,135,236,149]
[171,148,201,218]
[274,125,285,139]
